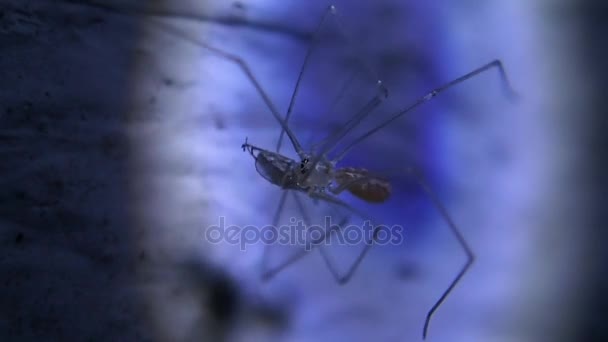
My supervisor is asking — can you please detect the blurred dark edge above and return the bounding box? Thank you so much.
[0,0,145,340]
[580,0,608,341]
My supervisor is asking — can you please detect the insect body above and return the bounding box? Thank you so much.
[243,139,391,203]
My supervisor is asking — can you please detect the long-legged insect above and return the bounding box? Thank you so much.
[239,5,517,339]
[124,4,516,339]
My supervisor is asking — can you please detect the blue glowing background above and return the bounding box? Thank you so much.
[1,1,591,342]
[132,1,579,341]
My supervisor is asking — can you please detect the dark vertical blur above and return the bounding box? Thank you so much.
[580,0,608,340]
[0,1,144,340]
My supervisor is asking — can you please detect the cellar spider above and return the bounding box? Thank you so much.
[238,5,517,339]
[143,4,517,339]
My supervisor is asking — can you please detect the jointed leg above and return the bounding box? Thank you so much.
[292,191,346,282]
[402,167,475,340]
[333,59,518,163]
[276,5,389,156]
[308,191,383,284]
[260,190,344,282]
[259,189,289,281]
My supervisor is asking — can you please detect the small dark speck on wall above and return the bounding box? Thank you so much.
[213,113,226,130]
[208,276,239,324]
[15,232,24,244]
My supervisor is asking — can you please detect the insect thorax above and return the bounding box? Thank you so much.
[296,154,335,191]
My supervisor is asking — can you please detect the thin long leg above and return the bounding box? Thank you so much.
[260,192,343,282]
[69,0,306,156]
[260,187,380,283]
[399,167,475,340]
[151,20,305,157]
[302,88,387,187]
[328,165,474,337]
[333,59,518,163]
[336,225,381,284]
[308,191,382,284]
[307,71,357,151]
[315,85,386,156]
[298,5,390,184]
[277,5,388,154]
[259,189,289,281]
[268,5,387,280]
[291,191,345,282]
[311,5,389,153]
[275,5,336,154]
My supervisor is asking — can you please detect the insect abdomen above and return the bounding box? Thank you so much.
[335,168,391,203]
